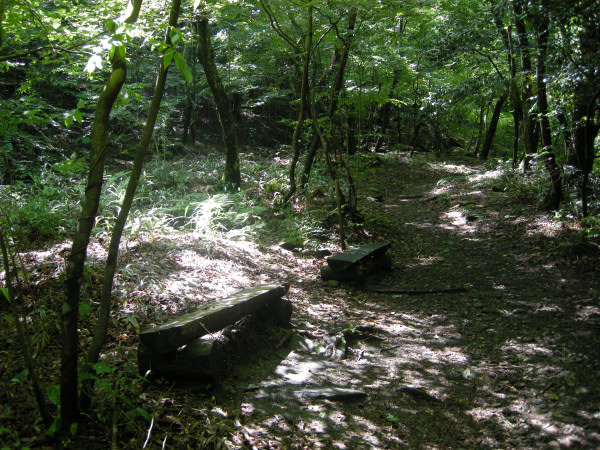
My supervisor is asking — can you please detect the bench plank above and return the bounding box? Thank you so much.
[327,242,391,271]
[139,284,288,354]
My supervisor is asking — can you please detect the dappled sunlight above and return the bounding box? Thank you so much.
[470,168,504,183]
[502,339,554,356]
[439,209,477,233]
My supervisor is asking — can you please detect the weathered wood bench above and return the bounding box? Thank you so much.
[138,284,291,381]
[320,242,392,282]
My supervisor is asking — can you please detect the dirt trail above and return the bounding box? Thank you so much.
[231,154,600,448]
[8,152,597,449]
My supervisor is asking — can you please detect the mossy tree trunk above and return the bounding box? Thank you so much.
[478,91,507,160]
[79,0,181,412]
[196,14,241,189]
[61,32,129,431]
[512,0,538,155]
[301,7,357,189]
[534,1,562,211]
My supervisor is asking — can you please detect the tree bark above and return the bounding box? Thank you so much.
[375,70,399,153]
[512,0,538,154]
[301,8,357,187]
[478,91,508,160]
[1,233,52,427]
[79,0,180,413]
[61,43,127,431]
[282,3,312,203]
[535,2,552,150]
[196,15,241,189]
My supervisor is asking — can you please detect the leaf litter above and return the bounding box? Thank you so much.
[1,152,599,448]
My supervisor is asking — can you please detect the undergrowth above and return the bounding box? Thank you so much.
[0,149,338,251]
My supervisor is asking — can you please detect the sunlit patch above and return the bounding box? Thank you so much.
[502,339,553,356]
[470,169,503,182]
[525,216,564,237]
[575,305,600,320]
[501,399,597,446]
[439,210,477,233]
[534,303,563,314]
[440,163,476,174]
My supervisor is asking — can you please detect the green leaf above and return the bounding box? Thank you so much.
[70,422,78,436]
[118,44,126,60]
[46,418,59,437]
[174,52,193,83]
[85,54,103,74]
[386,414,399,423]
[170,29,181,45]
[163,47,174,69]
[76,99,86,109]
[64,114,73,128]
[78,301,92,318]
[73,110,83,123]
[47,384,60,406]
[1,287,10,303]
[92,361,115,375]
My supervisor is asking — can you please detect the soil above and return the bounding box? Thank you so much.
[2,152,600,448]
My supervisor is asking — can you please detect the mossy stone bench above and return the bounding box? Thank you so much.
[320,242,392,282]
[138,284,290,381]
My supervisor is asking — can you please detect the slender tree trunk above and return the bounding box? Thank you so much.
[60,1,142,428]
[512,0,538,154]
[479,91,508,160]
[573,90,600,216]
[493,9,520,166]
[474,99,486,156]
[283,3,312,203]
[196,15,241,188]
[535,3,552,150]
[556,112,574,162]
[79,0,179,413]
[301,7,357,187]
[374,70,399,153]
[534,2,562,211]
[1,234,52,427]
[60,43,127,432]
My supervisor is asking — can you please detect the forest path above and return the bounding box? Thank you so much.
[236,153,600,448]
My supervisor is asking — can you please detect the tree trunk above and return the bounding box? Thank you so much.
[512,0,538,154]
[573,90,600,216]
[196,15,241,189]
[79,0,180,413]
[60,40,128,431]
[282,3,312,203]
[301,8,357,193]
[535,2,552,150]
[540,152,563,211]
[374,70,399,153]
[478,91,508,160]
[1,234,52,427]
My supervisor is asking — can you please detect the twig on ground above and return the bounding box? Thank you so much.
[371,287,468,295]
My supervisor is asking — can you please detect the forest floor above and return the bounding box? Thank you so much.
[2,151,600,448]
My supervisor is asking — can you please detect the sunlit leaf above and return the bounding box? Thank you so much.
[163,47,174,69]
[85,54,103,73]
[174,52,193,83]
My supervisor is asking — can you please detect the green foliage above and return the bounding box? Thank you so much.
[478,160,547,204]
[0,162,85,246]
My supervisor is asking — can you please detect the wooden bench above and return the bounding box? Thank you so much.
[138,284,290,381]
[320,242,392,282]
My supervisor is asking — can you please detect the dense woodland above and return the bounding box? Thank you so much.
[1,0,600,447]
